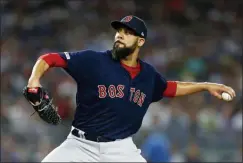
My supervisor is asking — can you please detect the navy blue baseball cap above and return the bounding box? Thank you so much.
[111,15,147,39]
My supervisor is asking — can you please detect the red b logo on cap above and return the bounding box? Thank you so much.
[122,16,133,22]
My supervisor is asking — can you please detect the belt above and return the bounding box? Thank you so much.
[71,128,115,142]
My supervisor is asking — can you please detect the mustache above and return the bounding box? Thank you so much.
[115,40,125,45]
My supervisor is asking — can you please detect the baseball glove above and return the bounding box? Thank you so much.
[23,86,61,125]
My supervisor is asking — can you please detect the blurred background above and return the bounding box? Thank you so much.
[1,0,242,162]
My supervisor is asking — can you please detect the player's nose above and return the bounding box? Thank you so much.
[116,31,124,40]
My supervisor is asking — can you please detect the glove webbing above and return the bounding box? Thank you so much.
[29,98,67,127]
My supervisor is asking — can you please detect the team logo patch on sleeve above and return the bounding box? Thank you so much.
[64,52,70,60]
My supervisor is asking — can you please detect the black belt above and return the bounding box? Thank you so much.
[71,128,115,142]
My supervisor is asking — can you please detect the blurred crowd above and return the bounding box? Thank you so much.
[1,0,242,162]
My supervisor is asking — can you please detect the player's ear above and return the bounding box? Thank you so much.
[138,38,145,47]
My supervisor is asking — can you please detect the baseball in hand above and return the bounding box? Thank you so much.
[221,92,233,101]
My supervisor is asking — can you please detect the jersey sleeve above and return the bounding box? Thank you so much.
[152,71,168,102]
[58,50,95,82]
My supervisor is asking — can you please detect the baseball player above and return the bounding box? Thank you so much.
[25,15,236,162]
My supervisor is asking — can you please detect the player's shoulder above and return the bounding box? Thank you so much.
[77,49,111,56]
[140,59,166,80]
[140,59,158,73]
[65,49,110,60]
[72,49,105,55]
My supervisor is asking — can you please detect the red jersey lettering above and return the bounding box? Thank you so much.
[98,85,107,98]
[108,85,116,98]
[133,90,140,103]
[116,85,125,98]
[130,88,136,101]
[137,92,146,107]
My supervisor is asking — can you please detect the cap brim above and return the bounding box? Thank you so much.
[111,21,137,35]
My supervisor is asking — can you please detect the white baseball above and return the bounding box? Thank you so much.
[221,92,233,101]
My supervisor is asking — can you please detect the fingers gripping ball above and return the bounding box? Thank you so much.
[222,92,233,101]
[23,86,61,125]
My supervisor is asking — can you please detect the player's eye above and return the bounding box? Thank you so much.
[124,28,135,35]
[117,27,136,37]
[117,28,122,32]
[124,30,131,35]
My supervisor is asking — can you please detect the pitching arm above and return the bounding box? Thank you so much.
[164,81,236,100]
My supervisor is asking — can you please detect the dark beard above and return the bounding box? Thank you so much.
[111,42,137,61]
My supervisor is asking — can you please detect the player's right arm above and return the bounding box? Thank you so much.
[27,53,67,87]
[152,71,235,102]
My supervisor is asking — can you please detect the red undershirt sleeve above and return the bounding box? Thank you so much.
[163,81,177,97]
[39,53,67,68]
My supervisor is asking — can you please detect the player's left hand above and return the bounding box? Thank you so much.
[23,86,61,125]
[206,83,236,100]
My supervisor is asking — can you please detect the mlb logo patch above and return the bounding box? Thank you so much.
[122,16,133,22]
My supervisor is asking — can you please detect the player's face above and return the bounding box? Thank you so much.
[112,27,139,61]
